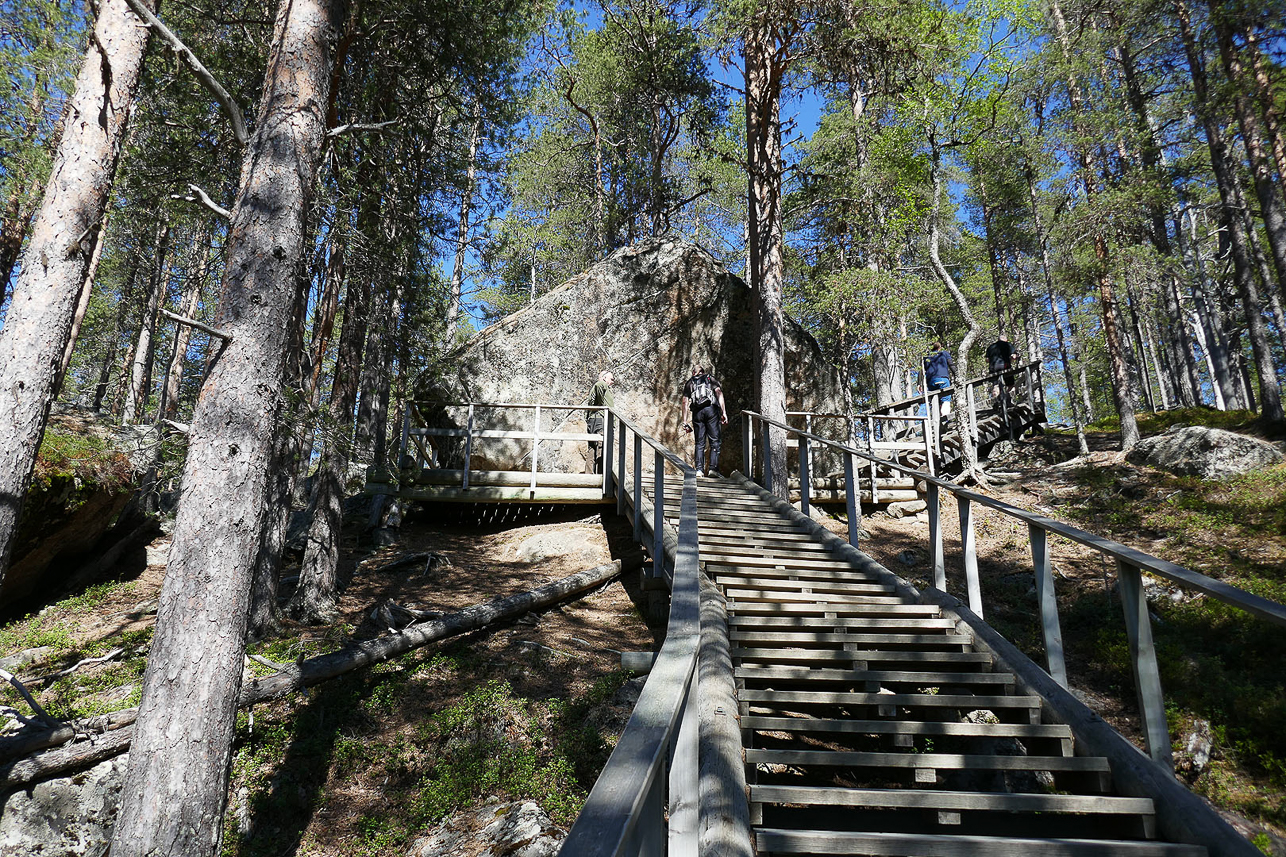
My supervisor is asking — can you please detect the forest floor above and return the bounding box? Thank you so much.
[1,407,1284,855]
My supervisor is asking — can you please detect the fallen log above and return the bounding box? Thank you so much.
[0,556,636,788]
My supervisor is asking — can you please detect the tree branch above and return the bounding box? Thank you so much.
[326,118,400,139]
[171,183,231,220]
[123,0,249,146]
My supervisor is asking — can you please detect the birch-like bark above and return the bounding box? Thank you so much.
[0,0,153,581]
[54,210,111,397]
[1177,207,1239,408]
[158,229,212,421]
[1244,27,1286,201]
[928,147,983,477]
[122,222,170,424]
[110,1,347,853]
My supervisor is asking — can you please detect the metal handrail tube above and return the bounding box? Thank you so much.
[740,410,1286,628]
[559,411,702,856]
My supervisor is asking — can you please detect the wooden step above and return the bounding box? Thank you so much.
[741,716,1069,744]
[740,688,1040,717]
[730,630,972,648]
[724,589,914,606]
[706,555,861,570]
[754,829,1207,856]
[695,526,817,541]
[721,590,933,608]
[746,748,1107,775]
[713,565,884,584]
[730,615,951,627]
[749,784,1156,821]
[733,649,992,667]
[736,665,1015,689]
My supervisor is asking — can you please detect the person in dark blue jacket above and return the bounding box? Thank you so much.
[923,342,954,394]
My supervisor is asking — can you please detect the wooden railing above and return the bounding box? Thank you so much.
[559,409,713,856]
[740,409,1286,768]
[395,401,611,495]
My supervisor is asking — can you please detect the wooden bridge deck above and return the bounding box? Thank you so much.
[655,476,1207,857]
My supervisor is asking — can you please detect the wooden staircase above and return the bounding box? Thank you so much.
[657,476,1207,857]
[901,398,1043,475]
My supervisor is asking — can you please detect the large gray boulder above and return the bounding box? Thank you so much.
[419,238,846,472]
[1126,425,1284,480]
[0,755,125,856]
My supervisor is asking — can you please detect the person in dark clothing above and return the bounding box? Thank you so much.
[923,342,954,393]
[681,364,728,476]
[985,338,1018,397]
[586,370,615,474]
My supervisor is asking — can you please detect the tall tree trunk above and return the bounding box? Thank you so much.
[54,210,111,398]
[445,103,481,342]
[1124,282,1158,412]
[1213,14,1286,300]
[0,0,153,580]
[159,228,212,422]
[1024,160,1088,453]
[289,265,371,623]
[110,2,347,854]
[1177,0,1283,420]
[123,222,171,424]
[1243,27,1286,200]
[355,273,401,465]
[928,146,984,478]
[1049,0,1139,449]
[745,12,791,494]
[1177,207,1240,407]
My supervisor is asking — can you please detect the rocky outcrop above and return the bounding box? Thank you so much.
[0,754,125,856]
[1125,425,1284,480]
[4,411,156,609]
[410,799,564,857]
[418,238,845,473]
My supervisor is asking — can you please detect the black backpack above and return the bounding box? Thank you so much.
[689,374,716,409]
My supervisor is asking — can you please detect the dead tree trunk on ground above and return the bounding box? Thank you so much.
[1,558,633,786]
[0,0,153,581]
[109,2,348,854]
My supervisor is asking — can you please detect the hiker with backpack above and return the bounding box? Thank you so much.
[585,370,615,474]
[681,364,728,477]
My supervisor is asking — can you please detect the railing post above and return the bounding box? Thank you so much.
[958,496,983,617]
[966,384,979,458]
[637,772,664,857]
[1117,559,1174,768]
[462,403,475,489]
[398,408,411,487]
[634,434,643,543]
[654,450,665,581]
[1025,363,1036,406]
[743,413,752,478]
[603,408,613,496]
[799,434,810,517]
[921,416,935,477]
[1030,524,1068,688]
[668,681,699,856]
[760,424,772,494]
[865,416,878,504]
[617,420,626,517]
[844,451,860,547]
[530,405,541,491]
[929,483,945,591]
[804,413,815,490]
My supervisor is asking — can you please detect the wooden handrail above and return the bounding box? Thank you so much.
[741,408,1286,768]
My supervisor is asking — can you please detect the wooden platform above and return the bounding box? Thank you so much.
[366,468,610,503]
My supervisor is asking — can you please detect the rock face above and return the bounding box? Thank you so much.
[4,411,155,608]
[410,799,564,857]
[0,754,126,856]
[419,239,846,473]
[1125,425,1284,480]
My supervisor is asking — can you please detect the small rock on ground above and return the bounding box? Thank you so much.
[410,800,564,857]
